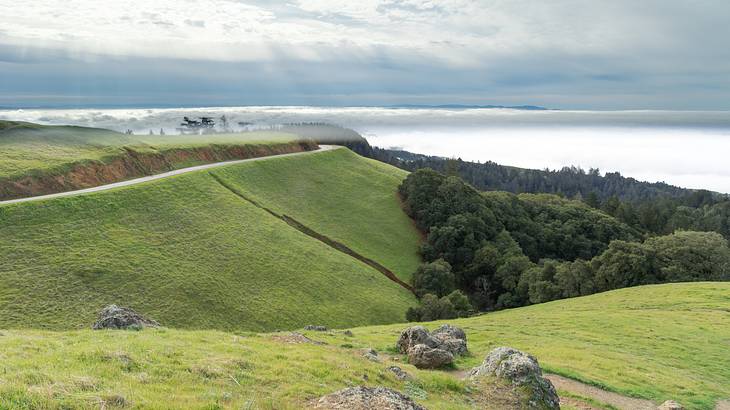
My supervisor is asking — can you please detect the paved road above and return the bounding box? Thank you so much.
[0,145,338,206]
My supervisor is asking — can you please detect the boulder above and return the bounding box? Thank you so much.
[315,386,425,410]
[363,348,381,363]
[304,325,328,331]
[407,344,453,369]
[386,366,413,381]
[658,400,684,410]
[396,326,440,354]
[430,324,468,356]
[92,305,159,330]
[469,347,559,410]
[431,324,466,342]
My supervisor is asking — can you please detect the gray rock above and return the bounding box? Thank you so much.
[431,324,466,342]
[304,325,328,331]
[658,400,684,410]
[363,348,381,363]
[386,366,413,381]
[407,344,454,369]
[92,305,159,330]
[315,386,426,409]
[469,347,559,410]
[397,325,468,357]
[342,330,354,337]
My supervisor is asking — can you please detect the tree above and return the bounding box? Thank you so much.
[412,259,455,297]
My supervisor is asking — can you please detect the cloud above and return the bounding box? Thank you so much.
[0,0,728,108]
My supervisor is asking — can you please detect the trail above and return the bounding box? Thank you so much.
[545,374,656,409]
[0,145,337,206]
[210,172,416,294]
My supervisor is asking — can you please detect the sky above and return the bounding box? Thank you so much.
[1,0,729,109]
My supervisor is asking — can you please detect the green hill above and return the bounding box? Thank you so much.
[0,283,727,409]
[210,148,421,281]
[0,120,307,200]
[0,148,419,331]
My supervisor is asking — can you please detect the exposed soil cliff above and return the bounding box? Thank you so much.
[0,140,318,200]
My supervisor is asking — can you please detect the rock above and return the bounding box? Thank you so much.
[363,348,381,363]
[342,330,354,337]
[386,366,413,381]
[436,337,468,356]
[658,400,684,410]
[304,325,328,331]
[396,326,441,354]
[315,386,426,410]
[92,305,159,330]
[469,347,559,410]
[271,332,325,345]
[431,324,466,342]
[407,344,453,369]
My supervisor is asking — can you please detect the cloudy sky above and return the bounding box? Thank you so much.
[0,0,729,108]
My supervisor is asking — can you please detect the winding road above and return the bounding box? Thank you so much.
[0,145,338,206]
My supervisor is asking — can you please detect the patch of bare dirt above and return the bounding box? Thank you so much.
[271,332,326,345]
[545,374,656,410]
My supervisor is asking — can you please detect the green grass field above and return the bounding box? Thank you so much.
[0,149,419,332]
[210,148,421,281]
[0,120,297,180]
[0,283,726,409]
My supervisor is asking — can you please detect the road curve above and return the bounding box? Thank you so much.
[0,145,339,206]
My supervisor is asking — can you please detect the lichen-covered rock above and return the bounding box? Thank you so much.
[469,347,559,409]
[431,324,466,342]
[396,326,441,354]
[407,344,453,369]
[304,325,328,331]
[386,366,413,381]
[658,400,684,410]
[92,305,159,330]
[363,348,381,363]
[315,386,426,409]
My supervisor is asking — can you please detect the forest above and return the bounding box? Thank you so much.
[398,168,730,319]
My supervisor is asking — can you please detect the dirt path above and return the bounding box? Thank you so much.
[0,145,338,206]
[716,399,730,410]
[545,374,656,410]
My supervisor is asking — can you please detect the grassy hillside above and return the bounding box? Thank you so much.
[0,120,296,179]
[0,283,727,409]
[0,149,419,331]
[211,148,421,281]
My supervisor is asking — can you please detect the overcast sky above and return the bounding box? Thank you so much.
[1,0,729,109]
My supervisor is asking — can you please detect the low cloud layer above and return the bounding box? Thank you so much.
[3,107,730,193]
[0,1,729,108]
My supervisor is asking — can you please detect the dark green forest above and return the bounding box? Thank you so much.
[399,168,730,319]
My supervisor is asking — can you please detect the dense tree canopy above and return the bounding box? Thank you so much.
[401,168,730,316]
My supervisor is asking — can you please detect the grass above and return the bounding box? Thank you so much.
[0,283,727,409]
[0,120,297,179]
[210,148,421,281]
[0,149,418,332]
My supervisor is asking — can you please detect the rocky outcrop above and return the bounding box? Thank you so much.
[315,386,425,410]
[92,305,159,330]
[407,344,454,369]
[469,347,560,410]
[396,325,467,356]
[396,326,441,353]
